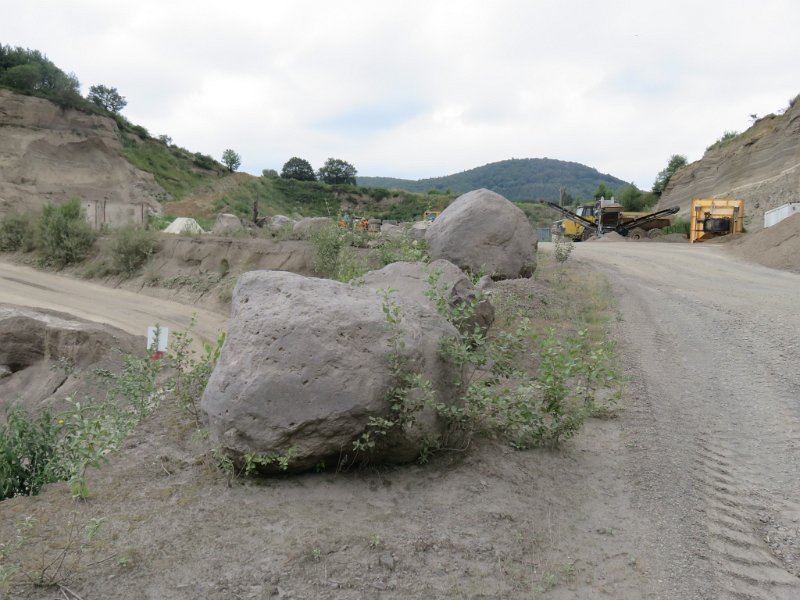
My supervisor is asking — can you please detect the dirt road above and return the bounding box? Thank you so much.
[571,241,800,599]
[0,259,228,350]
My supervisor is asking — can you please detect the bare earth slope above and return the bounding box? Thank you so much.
[723,213,800,273]
[658,97,800,231]
[0,89,163,221]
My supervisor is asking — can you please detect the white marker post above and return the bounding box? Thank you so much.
[147,325,169,360]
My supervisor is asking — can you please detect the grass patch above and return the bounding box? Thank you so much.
[662,217,690,236]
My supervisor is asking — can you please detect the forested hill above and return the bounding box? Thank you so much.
[358,158,629,202]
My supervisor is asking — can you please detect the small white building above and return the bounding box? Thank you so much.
[764,203,800,228]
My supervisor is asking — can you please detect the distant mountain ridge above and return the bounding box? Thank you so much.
[358,158,629,201]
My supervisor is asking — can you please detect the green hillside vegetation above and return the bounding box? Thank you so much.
[210,175,454,222]
[358,158,629,202]
[120,133,227,201]
[0,44,94,111]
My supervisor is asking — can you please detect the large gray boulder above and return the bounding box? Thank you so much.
[269,214,295,231]
[211,213,244,235]
[361,260,494,335]
[425,189,538,279]
[293,217,332,238]
[200,271,464,472]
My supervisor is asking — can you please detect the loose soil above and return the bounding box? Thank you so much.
[724,212,800,273]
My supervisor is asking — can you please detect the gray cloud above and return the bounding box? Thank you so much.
[3,0,798,189]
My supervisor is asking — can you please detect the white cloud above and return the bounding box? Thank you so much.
[3,0,798,191]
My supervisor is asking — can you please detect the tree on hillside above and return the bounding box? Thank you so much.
[652,154,687,196]
[222,149,241,172]
[317,158,357,185]
[616,184,658,212]
[593,182,615,201]
[281,157,317,181]
[88,84,127,113]
[0,45,82,107]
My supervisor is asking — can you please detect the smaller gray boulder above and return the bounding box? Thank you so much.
[269,215,295,231]
[361,260,494,335]
[408,221,429,241]
[293,217,333,238]
[212,213,244,235]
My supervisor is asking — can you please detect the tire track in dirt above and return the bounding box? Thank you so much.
[695,433,799,599]
[573,242,800,599]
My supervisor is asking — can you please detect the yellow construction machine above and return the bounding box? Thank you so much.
[688,198,745,243]
[545,201,678,241]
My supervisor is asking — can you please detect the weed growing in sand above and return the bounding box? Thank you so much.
[372,235,429,267]
[352,267,618,460]
[0,407,61,499]
[352,289,436,457]
[662,217,690,236]
[552,236,574,265]
[0,512,108,595]
[307,224,368,282]
[164,321,225,428]
[0,323,224,499]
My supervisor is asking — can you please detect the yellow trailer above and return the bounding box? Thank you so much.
[689,198,745,243]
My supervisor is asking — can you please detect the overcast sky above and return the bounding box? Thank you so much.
[4,0,799,190]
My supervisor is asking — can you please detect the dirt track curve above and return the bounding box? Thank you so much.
[0,259,228,350]
[571,241,800,599]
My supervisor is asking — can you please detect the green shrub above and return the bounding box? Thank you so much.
[355,268,619,461]
[110,225,159,275]
[0,406,60,499]
[373,234,429,267]
[0,212,36,252]
[308,224,368,282]
[663,217,690,235]
[37,200,97,268]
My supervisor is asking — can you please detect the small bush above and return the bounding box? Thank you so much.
[110,225,159,275]
[0,212,36,252]
[0,406,60,499]
[308,224,368,282]
[663,217,690,236]
[37,200,96,268]
[373,235,429,267]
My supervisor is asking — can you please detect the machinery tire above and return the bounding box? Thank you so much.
[647,228,664,239]
[629,227,647,240]
[580,228,594,241]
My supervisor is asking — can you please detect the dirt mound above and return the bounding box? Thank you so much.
[725,213,800,273]
[0,304,142,414]
[588,231,626,242]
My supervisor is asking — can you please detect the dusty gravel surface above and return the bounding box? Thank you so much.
[0,259,227,352]
[2,241,800,599]
[571,240,800,599]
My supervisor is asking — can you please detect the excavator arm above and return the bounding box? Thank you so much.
[540,202,598,232]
